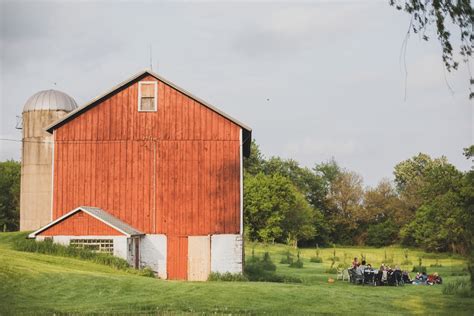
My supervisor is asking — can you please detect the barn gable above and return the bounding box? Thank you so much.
[49,71,246,236]
[45,69,252,156]
[29,206,143,238]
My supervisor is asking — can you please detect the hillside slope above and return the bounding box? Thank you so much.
[0,232,473,315]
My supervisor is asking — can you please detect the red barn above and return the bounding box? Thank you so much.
[28,70,252,280]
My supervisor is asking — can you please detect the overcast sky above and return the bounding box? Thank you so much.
[1,0,472,186]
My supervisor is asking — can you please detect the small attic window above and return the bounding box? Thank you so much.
[138,81,158,112]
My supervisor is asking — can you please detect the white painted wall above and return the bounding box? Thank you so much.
[211,234,243,274]
[140,234,167,279]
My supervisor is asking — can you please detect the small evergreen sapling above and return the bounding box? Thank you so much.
[328,244,339,261]
[310,244,323,263]
[412,256,427,273]
[402,248,412,265]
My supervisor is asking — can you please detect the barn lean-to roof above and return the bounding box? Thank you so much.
[28,206,144,238]
[45,69,252,156]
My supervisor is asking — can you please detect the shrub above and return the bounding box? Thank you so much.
[289,259,304,268]
[325,267,337,274]
[289,251,304,268]
[244,253,301,283]
[137,267,156,278]
[442,278,473,298]
[310,245,322,263]
[310,256,323,263]
[13,238,151,275]
[208,272,248,282]
[261,252,276,271]
[280,250,294,264]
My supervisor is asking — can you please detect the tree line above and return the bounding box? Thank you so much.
[243,142,473,257]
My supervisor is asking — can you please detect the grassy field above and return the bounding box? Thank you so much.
[0,232,473,315]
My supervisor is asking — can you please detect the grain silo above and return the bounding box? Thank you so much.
[20,90,77,231]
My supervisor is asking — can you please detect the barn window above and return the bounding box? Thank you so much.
[138,81,158,112]
[70,239,114,254]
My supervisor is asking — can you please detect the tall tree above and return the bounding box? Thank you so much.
[364,179,408,227]
[243,140,265,176]
[401,155,465,252]
[461,146,474,290]
[244,172,319,246]
[264,157,326,209]
[313,159,342,215]
[244,173,294,243]
[393,153,450,220]
[325,170,365,244]
[0,160,21,231]
[281,192,317,248]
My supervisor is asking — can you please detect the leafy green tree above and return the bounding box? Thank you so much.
[365,179,408,222]
[463,145,474,163]
[314,159,341,195]
[362,179,408,244]
[401,191,464,252]
[325,170,365,244]
[281,192,317,248]
[243,140,265,176]
[264,157,326,210]
[244,172,319,247]
[398,154,464,249]
[0,160,21,231]
[244,173,294,243]
[461,146,474,290]
[394,153,452,219]
[366,219,399,247]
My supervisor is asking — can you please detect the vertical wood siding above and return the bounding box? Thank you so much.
[53,75,241,236]
[39,211,123,236]
[167,236,188,280]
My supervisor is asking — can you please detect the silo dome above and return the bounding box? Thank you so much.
[23,89,77,113]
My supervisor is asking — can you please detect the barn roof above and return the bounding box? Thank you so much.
[45,69,252,156]
[28,206,144,238]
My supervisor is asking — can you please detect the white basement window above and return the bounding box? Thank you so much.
[138,81,158,112]
[70,239,114,254]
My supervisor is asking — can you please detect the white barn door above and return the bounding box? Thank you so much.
[188,236,210,281]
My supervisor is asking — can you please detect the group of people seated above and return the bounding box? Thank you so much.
[411,271,443,285]
[348,257,442,286]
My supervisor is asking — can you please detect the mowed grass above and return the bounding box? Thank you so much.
[0,232,473,315]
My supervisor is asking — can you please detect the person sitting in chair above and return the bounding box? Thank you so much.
[381,266,388,285]
[356,260,366,278]
[427,272,442,285]
[402,271,412,284]
[393,265,402,285]
[352,257,360,269]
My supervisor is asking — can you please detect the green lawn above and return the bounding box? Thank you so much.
[0,232,472,315]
